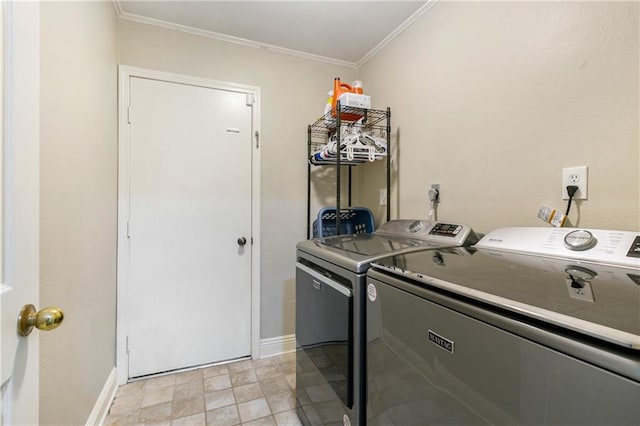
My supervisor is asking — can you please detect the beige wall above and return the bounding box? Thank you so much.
[39,2,118,424]
[36,6,638,422]
[358,1,639,233]
[117,19,356,338]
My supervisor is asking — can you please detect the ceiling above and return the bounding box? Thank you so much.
[116,1,430,66]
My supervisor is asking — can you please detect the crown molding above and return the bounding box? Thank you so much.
[357,0,439,68]
[112,0,357,69]
[112,0,122,17]
[112,0,438,70]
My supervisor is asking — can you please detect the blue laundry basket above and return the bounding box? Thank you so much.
[312,207,375,238]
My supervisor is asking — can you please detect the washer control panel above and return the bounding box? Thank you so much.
[429,223,464,237]
[477,227,640,268]
[376,220,479,246]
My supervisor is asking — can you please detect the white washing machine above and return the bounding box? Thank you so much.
[366,227,640,425]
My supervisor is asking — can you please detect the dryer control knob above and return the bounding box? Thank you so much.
[408,220,423,233]
[564,230,597,251]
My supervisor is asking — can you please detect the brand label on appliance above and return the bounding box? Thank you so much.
[428,330,454,354]
[367,283,377,302]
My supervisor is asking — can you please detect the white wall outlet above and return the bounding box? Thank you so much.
[379,188,387,206]
[562,166,588,200]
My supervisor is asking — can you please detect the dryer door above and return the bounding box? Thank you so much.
[296,262,354,424]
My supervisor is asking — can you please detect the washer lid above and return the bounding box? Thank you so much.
[371,248,640,350]
[313,233,437,256]
[297,234,447,273]
[297,220,479,273]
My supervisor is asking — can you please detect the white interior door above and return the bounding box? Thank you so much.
[1,2,41,424]
[125,76,253,378]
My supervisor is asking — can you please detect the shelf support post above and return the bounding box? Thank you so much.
[386,107,391,222]
[307,124,312,239]
[336,101,341,235]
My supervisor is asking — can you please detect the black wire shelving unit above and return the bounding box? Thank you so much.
[306,101,391,239]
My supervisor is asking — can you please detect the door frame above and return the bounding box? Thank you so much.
[116,65,261,385]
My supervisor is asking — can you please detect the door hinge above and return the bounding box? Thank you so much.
[255,130,260,149]
[246,94,255,106]
[127,105,132,124]
[251,236,254,245]
[126,335,129,354]
[126,221,131,238]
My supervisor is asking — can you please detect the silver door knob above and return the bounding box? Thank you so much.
[237,237,247,246]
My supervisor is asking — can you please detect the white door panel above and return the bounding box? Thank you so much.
[1,2,41,424]
[127,77,252,377]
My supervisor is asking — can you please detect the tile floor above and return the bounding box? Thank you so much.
[104,353,302,426]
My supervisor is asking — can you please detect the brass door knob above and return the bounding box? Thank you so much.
[17,304,64,336]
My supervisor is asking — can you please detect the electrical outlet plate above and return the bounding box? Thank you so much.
[379,188,387,206]
[562,166,588,200]
[429,184,440,202]
[565,278,595,302]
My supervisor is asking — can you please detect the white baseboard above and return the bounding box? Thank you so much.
[86,367,118,426]
[259,334,296,358]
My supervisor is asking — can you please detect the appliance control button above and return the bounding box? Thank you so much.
[626,236,640,258]
[409,220,423,233]
[564,230,597,251]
